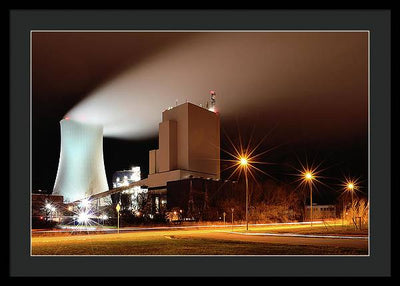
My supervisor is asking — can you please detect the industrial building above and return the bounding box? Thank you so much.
[145,100,221,215]
[47,92,228,220]
[111,166,147,212]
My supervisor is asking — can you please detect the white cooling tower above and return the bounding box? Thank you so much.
[53,118,109,202]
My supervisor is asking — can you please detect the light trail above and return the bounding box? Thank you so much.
[32,221,326,234]
[227,232,368,240]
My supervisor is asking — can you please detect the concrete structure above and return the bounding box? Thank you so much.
[53,119,109,202]
[147,102,220,213]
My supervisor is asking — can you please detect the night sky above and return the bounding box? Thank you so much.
[32,32,368,202]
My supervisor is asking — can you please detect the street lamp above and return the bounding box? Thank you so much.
[101,214,108,226]
[339,177,360,228]
[221,133,273,232]
[231,208,234,232]
[240,157,248,166]
[239,156,249,231]
[346,181,356,229]
[347,182,355,211]
[303,170,315,226]
[116,202,121,234]
[45,203,56,221]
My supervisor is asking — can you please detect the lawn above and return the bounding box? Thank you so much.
[31,230,367,256]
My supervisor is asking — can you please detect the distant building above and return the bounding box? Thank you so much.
[112,166,147,211]
[305,204,337,220]
[146,101,220,215]
[112,166,141,188]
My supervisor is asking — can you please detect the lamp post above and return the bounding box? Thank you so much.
[304,171,314,226]
[342,199,345,227]
[346,182,356,229]
[240,157,249,231]
[45,203,56,222]
[231,208,234,232]
[116,203,121,234]
[223,212,226,225]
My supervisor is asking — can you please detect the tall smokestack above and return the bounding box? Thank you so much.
[209,90,216,112]
[53,118,109,202]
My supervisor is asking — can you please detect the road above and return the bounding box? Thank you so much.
[32,221,324,235]
[187,231,368,249]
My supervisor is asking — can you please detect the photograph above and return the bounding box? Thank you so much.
[30,30,370,256]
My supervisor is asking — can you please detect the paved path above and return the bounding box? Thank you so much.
[185,231,368,250]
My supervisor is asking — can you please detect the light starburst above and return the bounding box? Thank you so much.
[339,175,362,198]
[290,154,333,193]
[293,164,322,191]
[62,197,107,230]
[219,124,279,184]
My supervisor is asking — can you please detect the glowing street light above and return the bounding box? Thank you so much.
[347,182,355,218]
[45,203,56,220]
[347,182,354,191]
[116,202,121,234]
[220,128,276,232]
[347,182,356,228]
[341,177,359,229]
[239,156,250,231]
[304,171,314,181]
[302,170,316,226]
[77,210,90,224]
[240,157,248,166]
[293,158,326,227]
[100,214,108,226]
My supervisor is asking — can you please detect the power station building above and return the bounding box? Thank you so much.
[145,101,223,216]
[49,96,235,221]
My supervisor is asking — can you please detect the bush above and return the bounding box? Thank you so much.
[32,217,58,229]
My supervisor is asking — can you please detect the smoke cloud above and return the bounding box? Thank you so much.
[66,32,368,141]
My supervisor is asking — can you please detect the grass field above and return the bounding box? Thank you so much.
[32,235,367,256]
[31,223,368,256]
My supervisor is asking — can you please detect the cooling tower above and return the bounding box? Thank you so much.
[53,118,109,202]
